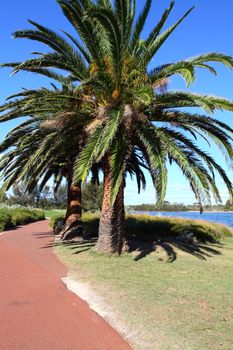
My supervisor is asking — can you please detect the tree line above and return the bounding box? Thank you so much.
[129,201,233,212]
[0,182,103,212]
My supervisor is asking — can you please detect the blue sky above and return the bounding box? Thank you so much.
[0,0,233,205]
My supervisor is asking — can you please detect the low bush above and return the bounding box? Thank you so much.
[50,212,232,243]
[0,208,45,232]
[126,214,232,242]
[49,212,100,236]
[0,212,13,231]
[49,215,65,228]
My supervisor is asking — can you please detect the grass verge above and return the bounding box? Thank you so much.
[49,212,232,243]
[44,209,65,219]
[54,214,233,350]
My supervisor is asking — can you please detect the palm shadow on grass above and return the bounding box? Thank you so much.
[130,239,223,262]
[45,214,232,262]
[40,237,96,253]
[40,234,223,263]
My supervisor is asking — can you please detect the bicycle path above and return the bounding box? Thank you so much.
[0,220,131,350]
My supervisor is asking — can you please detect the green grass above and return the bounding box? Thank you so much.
[44,209,66,219]
[55,215,233,350]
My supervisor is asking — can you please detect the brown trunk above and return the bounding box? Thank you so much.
[60,181,82,241]
[95,157,125,254]
[65,181,82,225]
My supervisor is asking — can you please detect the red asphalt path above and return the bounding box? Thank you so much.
[0,220,131,350]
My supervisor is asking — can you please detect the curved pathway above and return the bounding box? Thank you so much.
[0,220,131,350]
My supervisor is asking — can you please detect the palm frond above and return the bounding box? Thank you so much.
[74,108,122,182]
[141,5,194,65]
[156,91,233,113]
[131,0,152,53]
[136,125,167,204]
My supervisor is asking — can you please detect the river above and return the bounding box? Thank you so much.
[133,211,233,228]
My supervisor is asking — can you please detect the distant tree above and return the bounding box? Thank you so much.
[38,185,53,208]
[52,182,103,212]
[40,185,51,200]
[7,182,51,207]
[225,199,233,210]
[54,184,67,208]
[82,182,103,212]
[8,183,37,206]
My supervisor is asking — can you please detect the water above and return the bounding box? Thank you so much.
[136,211,233,228]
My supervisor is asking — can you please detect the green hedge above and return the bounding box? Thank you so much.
[50,212,232,243]
[0,208,45,232]
[0,212,13,231]
[126,214,233,242]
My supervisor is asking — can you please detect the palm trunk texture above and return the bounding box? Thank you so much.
[60,181,82,240]
[96,158,125,254]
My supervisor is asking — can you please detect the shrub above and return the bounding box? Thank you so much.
[0,208,45,232]
[50,212,100,236]
[82,212,100,237]
[126,215,233,243]
[49,212,232,243]
[0,212,13,231]
[49,215,65,229]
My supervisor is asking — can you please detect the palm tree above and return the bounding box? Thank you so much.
[72,1,233,253]
[0,0,109,238]
[0,86,90,238]
[0,84,146,242]
[1,0,233,253]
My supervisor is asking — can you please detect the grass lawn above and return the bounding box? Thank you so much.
[44,209,65,219]
[55,235,233,350]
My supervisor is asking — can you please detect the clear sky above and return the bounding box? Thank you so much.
[0,0,233,205]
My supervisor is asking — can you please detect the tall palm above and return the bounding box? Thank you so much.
[1,0,233,253]
[0,84,146,241]
[0,0,108,237]
[71,1,233,253]
[0,86,91,237]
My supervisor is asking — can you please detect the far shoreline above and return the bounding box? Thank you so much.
[130,210,233,213]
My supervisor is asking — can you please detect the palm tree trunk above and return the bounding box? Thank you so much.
[60,180,82,240]
[65,181,82,225]
[95,157,125,254]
